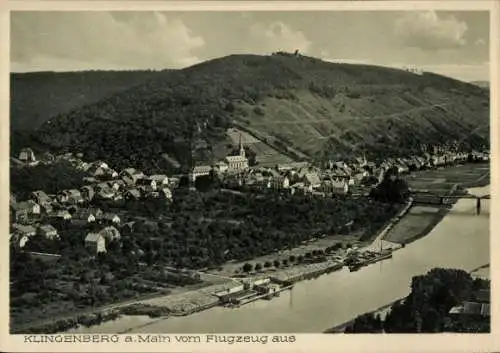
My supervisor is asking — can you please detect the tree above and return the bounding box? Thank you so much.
[289,255,296,262]
[273,260,280,268]
[264,261,272,268]
[195,174,214,192]
[254,263,262,271]
[370,168,410,203]
[242,263,253,273]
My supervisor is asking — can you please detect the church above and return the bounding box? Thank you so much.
[225,134,249,173]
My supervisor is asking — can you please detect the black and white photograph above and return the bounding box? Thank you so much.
[4,1,494,346]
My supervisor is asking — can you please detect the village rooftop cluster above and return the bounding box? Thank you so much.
[10,136,489,256]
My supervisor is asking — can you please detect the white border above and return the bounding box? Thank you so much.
[1,1,498,352]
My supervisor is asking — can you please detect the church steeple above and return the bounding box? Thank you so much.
[239,133,245,158]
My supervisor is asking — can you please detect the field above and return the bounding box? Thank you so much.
[226,127,295,166]
[406,163,490,190]
[383,206,443,244]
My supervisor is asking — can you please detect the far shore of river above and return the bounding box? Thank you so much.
[11,164,490,334]
[324,263,491,334]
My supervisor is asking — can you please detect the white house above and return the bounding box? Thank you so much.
[85,233,106,254]
[38,224,59,240]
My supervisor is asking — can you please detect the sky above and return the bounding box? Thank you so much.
[10,10,490,82]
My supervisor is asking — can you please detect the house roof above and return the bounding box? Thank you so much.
[102,213,120,220]
[49,209,72,218]
[12,200,38,211]
[39,224,57,233]
[68,189,82,197]
[81,185,95,191]
[150,174,168,182]
[99,226,121,239]
[85,232,104,242]
[73,209,96,219]
[122,168,143,176]
[126,189,142,198]
[12,224,37,234]
[192,165,212,173]
[304,172,321,185]
[32,190,50,201]
[324,179,347,188]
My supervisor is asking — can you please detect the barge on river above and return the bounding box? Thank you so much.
[347,250,393,272]
[215,277,293,308]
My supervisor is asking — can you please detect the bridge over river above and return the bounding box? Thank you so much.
[411,190,490,214]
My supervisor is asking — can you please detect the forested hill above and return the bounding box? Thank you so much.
[23,53,489,173]
[10,70,171,131]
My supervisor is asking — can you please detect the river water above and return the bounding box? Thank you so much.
[72,186,490,334]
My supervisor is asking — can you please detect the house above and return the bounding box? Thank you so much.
[125,188,142,200]
[449,301,490,317]
[95,184,115,200]
[139,185,159,198]
[87,165,108,178]
[37,224,59,240]
[57,189,84,204]
[160,187,173,200]
[10,233,30,249]
[71,209,98,225]
[75,161,90,171]
[303,172,322,189]
[120,168,145,186]
[120,221,136,233]
[321,178,349,195]
[18,148,38,166]
[189,165,212,182]
[271,175,290,189]
[11,200,41,223]
[109,179,126,192]
[149,175,169,189]
[169,177,180,188]
[80,185,95,202]
[136,177,156,189]
[352,171,369,184]
[48,209,72,221]
[67,189,84,204]
[214,162,229,173]
[30,190,51,205]
[87,160,109,171]
[12,223,37,237]
[101,213,121,225]
[85,233,107,254]
[99,226,121,242]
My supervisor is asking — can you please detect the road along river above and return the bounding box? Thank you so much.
[71,185,490,333]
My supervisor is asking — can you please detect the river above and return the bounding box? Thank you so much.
[71,185,490,334]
